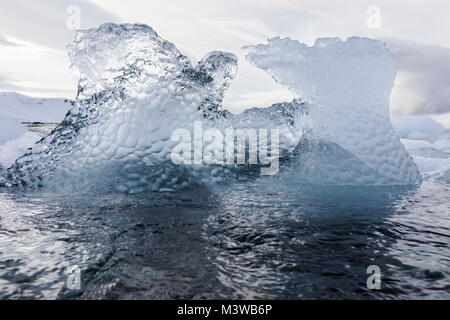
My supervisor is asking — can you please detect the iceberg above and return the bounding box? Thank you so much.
[0,24,422,192]
[244,37,421,185]
[0,24,242,192]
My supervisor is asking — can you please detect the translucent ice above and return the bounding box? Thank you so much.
[0,24,422,191]
[244,37,421,185]
[1,24,240,192]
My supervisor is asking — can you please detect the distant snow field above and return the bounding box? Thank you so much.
[392,115,450,183]
[0,92,71,168]
[0,92,72,123]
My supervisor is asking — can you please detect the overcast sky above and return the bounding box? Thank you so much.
[1,0,449,126]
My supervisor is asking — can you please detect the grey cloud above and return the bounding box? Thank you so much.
[385,38,450,115]
[0,75,22,91]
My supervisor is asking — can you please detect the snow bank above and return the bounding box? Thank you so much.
[0,92,72,123]
[0,131,41,168]
[0,116,26,144]
[0,92,68,169]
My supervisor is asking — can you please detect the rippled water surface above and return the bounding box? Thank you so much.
[0,179,449,299]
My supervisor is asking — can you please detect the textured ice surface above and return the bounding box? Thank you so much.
[0,24,242,192]
[227,99,307,159]
[0,24,422,191]
[244,37,421,185]
[2,24,295,192]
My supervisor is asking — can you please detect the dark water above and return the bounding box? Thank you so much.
[0,178,448,300]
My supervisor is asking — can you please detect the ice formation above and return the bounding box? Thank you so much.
[244,37,421,185]
[0,24,423,191]
[0,24,300,192]
[1,24,240,192]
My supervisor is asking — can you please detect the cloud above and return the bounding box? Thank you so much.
[0,75,22,91]
[386,39,450,115]
[0,0,119,50]
[0,0,118,98]
[0,34,22,47]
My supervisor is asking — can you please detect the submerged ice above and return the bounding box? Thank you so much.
[0,23,422,192]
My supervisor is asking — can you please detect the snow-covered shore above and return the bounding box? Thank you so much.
[0,92,72,123]
[0,92,71,168]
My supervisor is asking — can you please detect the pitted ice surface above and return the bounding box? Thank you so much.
[244,37,421,185]
[0,24,421,191]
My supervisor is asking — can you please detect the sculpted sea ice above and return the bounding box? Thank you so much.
[0,24,421,192]
[244,37,421,185]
